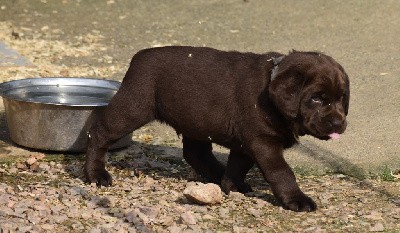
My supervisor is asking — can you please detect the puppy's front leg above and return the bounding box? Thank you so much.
[248,138,316,212]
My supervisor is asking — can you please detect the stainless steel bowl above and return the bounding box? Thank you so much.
[0,77,132,152]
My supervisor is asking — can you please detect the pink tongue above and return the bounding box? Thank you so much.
[329,133,340,140]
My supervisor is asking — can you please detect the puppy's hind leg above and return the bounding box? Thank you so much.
[182,137,225,184]
[221,148,255,194]
[84,85,155,187]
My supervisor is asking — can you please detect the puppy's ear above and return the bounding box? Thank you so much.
[268,57,307,119]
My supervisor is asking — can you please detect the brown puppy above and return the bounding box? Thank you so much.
[84,46,350,212]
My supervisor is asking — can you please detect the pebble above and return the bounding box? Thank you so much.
[180,211,197,225]
[39,163,51,171]
[26,157,37,166]
[16,162,28,170]
[8,167,18,174]
[247,207,262,218]
[0,147,399,232]
[183,182,223,205]
[168,225,183,233]
[228,191,245,200]
[369,223,384,232]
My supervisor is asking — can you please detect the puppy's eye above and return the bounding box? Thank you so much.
[311,97,323,104]
[311,92,326,104]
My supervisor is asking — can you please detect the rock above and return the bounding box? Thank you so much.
[369,223,384,232]
[8,167,18,174]
[96,197,111,208]
[159,215,174,226]
[183,182,223,205]
[254,199,268,208]
[39,163,50,171]
[202,214,214,220]
[180,211,197,225]
[16,162,28,170]
[41,224,54,230]
[247,207,262,218]
[32,153,46,160]
[363,211,383,220]
[89,228,102,233]
[81,212,93,219]
[125,210,140,224]
[233,226,253,233]
[167,225,182,233]
[228,191,245,200]
[138,206,159,220]
[26,157,37,166]
[29,163,40,172]
[219,207,230,218]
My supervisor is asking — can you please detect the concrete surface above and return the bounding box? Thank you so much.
[0,41,34,67]
[0,0,399,177]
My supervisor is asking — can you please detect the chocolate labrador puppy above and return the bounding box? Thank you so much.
[84,46,350,212]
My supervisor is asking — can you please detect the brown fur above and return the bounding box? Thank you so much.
[84,46,350,212]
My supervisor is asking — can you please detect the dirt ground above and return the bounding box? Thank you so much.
[0,0,400,232]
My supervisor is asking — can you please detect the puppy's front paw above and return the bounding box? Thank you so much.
[84,164,113,187]
[281,193,317,212]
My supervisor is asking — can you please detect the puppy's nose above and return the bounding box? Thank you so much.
[328,118,344,129]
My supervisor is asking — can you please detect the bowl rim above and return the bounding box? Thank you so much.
[0,77,121,107]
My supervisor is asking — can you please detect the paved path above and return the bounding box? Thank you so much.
[0,41,33,67]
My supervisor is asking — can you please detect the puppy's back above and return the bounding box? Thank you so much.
[122,46,268,143]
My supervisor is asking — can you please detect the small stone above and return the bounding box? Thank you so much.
[32,153,46,160]
[16,162,28,170]
[183,182,223,205]
[89,228,101,233]
[30,163,40,172]
[8,167,18,174]
[358,197,368,203]
[140,176,155,186]
[53,214,68,223]
[39,163,50,171]
[228,191,245,200]
[26,157,37,165]
[202,214,214,220]
[233,226,253,233]
[369,223,384,232]
[97,197,111,208]
[168,225,182,233]
[159,215,174,225]
[7,200,16,208]
[363,211,383,220]
[248,207,262,218]
[180,211,197,225]
[81,212,93,219]
[41,224,54,230]
[254,199,268,208]
[28,215,42,225]
[60,69,69,76]
[138,206,159,220]
[125,210,140,224]
[219,207,230,218]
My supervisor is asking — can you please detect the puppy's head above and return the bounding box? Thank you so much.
[268,51,350,140]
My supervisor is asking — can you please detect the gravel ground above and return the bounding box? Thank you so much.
[1,142,400,233]
[1,16,400,233]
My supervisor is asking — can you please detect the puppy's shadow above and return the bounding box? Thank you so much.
[105,140,283,207]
